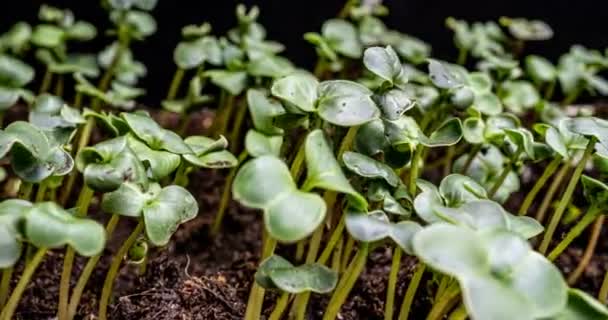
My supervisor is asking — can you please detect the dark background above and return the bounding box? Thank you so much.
[2,0,608,104]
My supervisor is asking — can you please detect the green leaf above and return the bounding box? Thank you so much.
[143,185,198,246]
[124,11,157,38]
[127,136,181,180]
[256,255,293,289]
[48,54,100,77]
[233,156,326,242]
[205,70,248,96]
[322,19,362,58]
[245,130,283,157]
[473,92,503,116]
[506,215,544,239]
[363,46,406,86]
[302,130,367,208]
[0,54,34,87]
[413,180,444,223]
[463,117,486,144]
[553,289,608,320]
[31,24,65,48]
[439,174,488,207]
[271,73,319,112]
[345,209,420,254]
[374,89,415,120]
[101,182,150,217]
[76,136,148,192]
[413,223,489,277]
[525,55,556,84]
[434,200,508,231]
[428,59,463,89]
[66,21,97,41]
[247,55,295,78]
[183,136,238,169]
[419,118,463,147]
[501,81,540,114]
[503,18,553,41]
[0,87,23,110]
[0,199,31,268]
[343,151,400,187]
[450,86,474,109]
[564,117,608,150]
[581,175,608,210]
[26,202,105,256]
[247,89,285,135]
[174,40,207,70]
[505,128,536,159]
[122,112,192,154]
[269,263,338,294]
[317,80,379,126]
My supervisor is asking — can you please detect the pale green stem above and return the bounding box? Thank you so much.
[211,151,248,236]
[398,263,426,320]
[518,157,562,216]
[385,247,402,320]
[166,68,185,101]
[567,215,604,285]
[539,138,596,254]
[547,206,600,261]
[0,248,47,320]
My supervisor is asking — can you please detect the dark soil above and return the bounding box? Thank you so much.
[4,107,608,320]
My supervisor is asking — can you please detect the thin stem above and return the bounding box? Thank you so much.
[39,67,53,94]
[244,231,277,320]
[331,236,343,272]
[323,243,369,320]
[599,269,608,303]
[98,221,144,320]
[215,92,235,136]
[385,247,402,320]
[460,145,481,174]
[0,248,47,320]
[317,215,346,265]
[92,40,130,111]
[18,181,33,200]
[58,186,94,320]
[229,101,248,153]
[0,267,13,309]
[568,215,604,285]
[544,80,556,100]
[539,138,596,254]
[0,111,4,129]
[562,86,581,106]
[489,148,522,198]
[456,49,468,65]
[518,157,562,216]
[211,151,248,236]
[171,162,189,186]
[535,163,570,223]
[426,283,461,320]
[409,145,424,195]
[443,145,456,176]
[73,91,83,109]
[34,180,48,202]
[166,68,185,101]
[547,207,600,261]
[342,236,355,272]
[55,74,64,97]
[269,293,290,320]
[61,117,97,206]
[398,263,426,320]
[67,215,120,320]
[448,304,467,320]
[434,276,451,301]
[295,241,306,262]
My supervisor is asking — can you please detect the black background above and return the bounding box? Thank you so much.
[2,0,607,104]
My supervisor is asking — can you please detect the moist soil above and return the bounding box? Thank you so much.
[4,107,608,320]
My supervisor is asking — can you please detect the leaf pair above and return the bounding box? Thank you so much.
[271,73,380,127]
[29,94,85,145]
[345,209,421,254]
[255,255,338,294]
[102,182,198,246]
[0,54,35,110]
[244,89,284,157]
[0,200,106,268]
[0,121,73,183]
[414,224,567,320]
[304,19,362,62]
[462,113,520,145]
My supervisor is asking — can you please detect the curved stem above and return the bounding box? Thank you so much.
[268,293,290,320]
[409,145,424,195]
[323,243,369,320]
[599,269,608,303]
[535,163,570,223]
[244,231,276,320]
[39,67,53,94]
[568,215,604,285]
[398,263,426,320]
[98,221,144,320]
[317,215,346,265]
[460,145,481,175]
[67,215,120,320]
[0,248,47,320]
[385,247,402,320]
[229,102,248,153]
[547,207,600,261]
[166,68,185,101]
[0,267,13,309]
[448,304,467,320]
[518,157,562,216]
[58,187,95,320]
[211,151,248,236]
[539,138,596,254]
[489,148,522,198]
[426,283,461,320]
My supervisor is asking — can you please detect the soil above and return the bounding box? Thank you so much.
[4,107,608,320]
